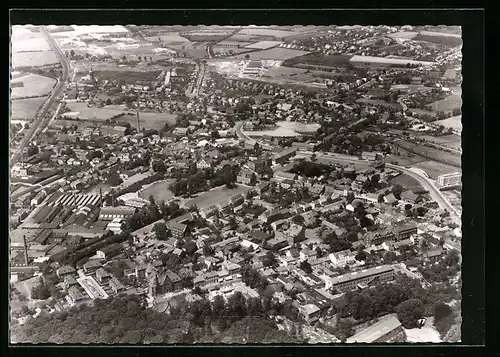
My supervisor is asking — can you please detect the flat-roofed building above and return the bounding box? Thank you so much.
[436,172,461,188]
[346,314,406,343]
[326,265,395,292]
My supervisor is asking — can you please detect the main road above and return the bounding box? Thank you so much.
[10,25,71,168]
[234,122,460,222]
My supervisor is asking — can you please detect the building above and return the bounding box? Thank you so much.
[237,169,255,185]
[107,218,124,234]
[346,314,406,343]
[66,286,86,305]
[272,148,297,165]
[167,221,187,239]
[329,249,356,268]
[395,222,418,241]
[99,206,136,221]
[326,265,395,293]
[436,172,461,189]
[242,60,264,76]
[95,267,112,284]
[274,171,298,183]
[349,55,434,69]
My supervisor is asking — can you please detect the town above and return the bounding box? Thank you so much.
[10,24,462,344]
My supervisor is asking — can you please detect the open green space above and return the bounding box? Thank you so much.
[139,179,175,202]
[184,185,251,209]
[11,97,48,120]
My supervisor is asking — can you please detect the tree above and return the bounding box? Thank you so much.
[444,249,460,267]
[107,171,123,187]
[138,56,142,61]
[70,49,75,57]
[153,222,169,240]
[355,250,367,261]
[244,54,251,61]
[299,260,312,274]
[433,302,453,322]
[396,299,424,328]
[391,184,404,200]
[292,215,305,225]
[27,145,39,157]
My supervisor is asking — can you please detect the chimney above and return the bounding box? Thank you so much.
[136,111,140,132]
[23,235,29,266]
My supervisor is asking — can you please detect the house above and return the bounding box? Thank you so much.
[66,286,86,305]
[401,190,421,204]
[346,314,406,343]
[259,209,282,224]
[297,303,321,323]
[272,148,297,165]
[110,276,126,294]
[167,221,187,239]
[63,275,79,289]
[199,205,218,219]
[329,249,356,268]
[173,127,189,137]
[95,267,112,283]
[384,193,398,204]
[395,222,418,240]
[56,265,76,278]
[237,168,255,185]
[230,194,245,207]
[266,237,289,251]
[256,181,270,194]
[285,223,306,244]
[361,152,379,161]
[196,158,212,170]
[274,171,297,183]
[248,230,271,243]
[83,260,102,274]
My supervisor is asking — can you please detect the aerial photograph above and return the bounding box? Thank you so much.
[9,24,462,344]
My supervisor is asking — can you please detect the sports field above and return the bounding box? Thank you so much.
[139,179,175,202]
[184,185,251,209]
[11,74,56,99]
[11,97,47,120]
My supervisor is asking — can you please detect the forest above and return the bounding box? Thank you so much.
[11,291,302,344]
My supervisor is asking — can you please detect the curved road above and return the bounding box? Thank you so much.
[10,26,71,168]
[235,122,460,221]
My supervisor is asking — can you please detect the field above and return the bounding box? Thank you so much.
[283,54,353,68]
[93,70,163,83]
[434,116,462,133]
[230,48,310,61]
[145,33,191,47]
[64,102,127,120]
[11,74,56,99]
[13,275,42,299]
[119,112,177,130]
[11,26,51,52]
[385,154,426,167]
[11,97,47,120]
[12,51,59,69]
[184,185,251,209]
[394,140,461,167]
[388,174,424,192]
[238,28,297,39]
[246,41,284,50]
[417,134,462,150]
[212,47,252,55]
[139,179,175,202]
[427,88,462,112]
[388,31,419,39]
[244,121,320,137]
[414,160,461,179]
[357,99,403,110]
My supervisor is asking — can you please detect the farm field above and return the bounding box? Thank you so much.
[11,74,56,99]
[11,26,51,52]
[417,134,462,150]
[413,160,461,179]
[10,97,47,120]
[388,174,424,192]
[145,33,191,47]
[427,88,462,112]
[12,51,59,69]
[184,185,251,209]
[434,116,462,133]
[395,140,461,167]
[238,28,297,39]
[230,48,310,61]
[384,154,426,167]
[212,47,252,55]
[139,179,175,202]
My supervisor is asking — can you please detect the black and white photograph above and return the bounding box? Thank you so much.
[9,21,465,345]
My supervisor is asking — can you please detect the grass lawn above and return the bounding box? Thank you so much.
[11,97,48,120]
[139,179,175,202]
[185,184,251,209]
[11,74,56,99]
[119,112,177,131]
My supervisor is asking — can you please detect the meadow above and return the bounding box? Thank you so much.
[11,74,56,99]
[11,97,48,120]
[12,51,59,69]
[139,179,175,202]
